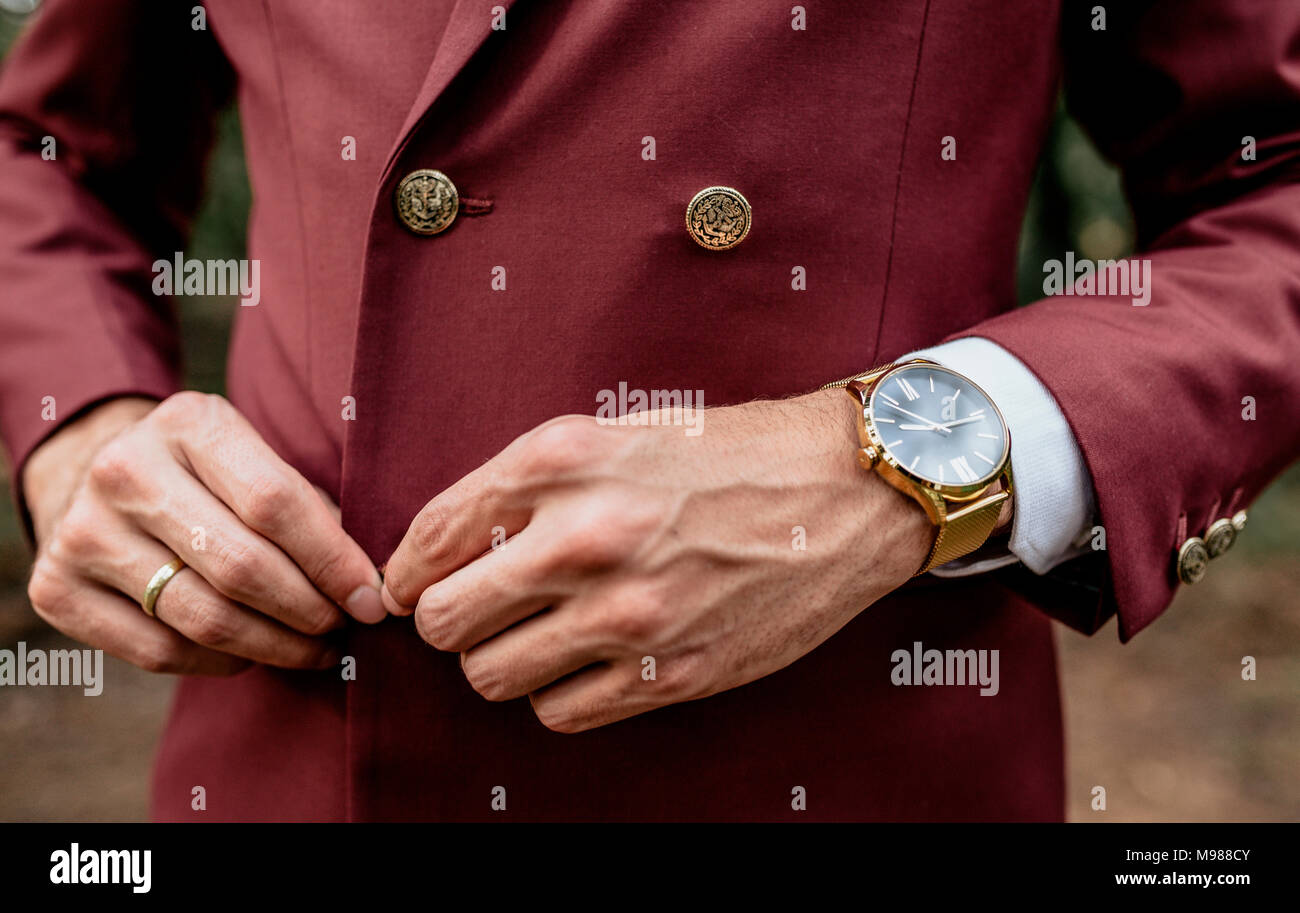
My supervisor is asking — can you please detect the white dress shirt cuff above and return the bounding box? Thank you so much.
[898,337,1096,576]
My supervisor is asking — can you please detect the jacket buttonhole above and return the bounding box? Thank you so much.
[461,197,494,215]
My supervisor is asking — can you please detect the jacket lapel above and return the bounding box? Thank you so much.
[382,0,520,183]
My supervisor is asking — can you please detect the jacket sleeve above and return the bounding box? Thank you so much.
[954,0,1300,641]
[0,0,233,537]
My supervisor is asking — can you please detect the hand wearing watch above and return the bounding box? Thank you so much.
[824,358,1014,576]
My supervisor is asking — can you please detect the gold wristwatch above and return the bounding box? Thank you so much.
[823,358,1014,576]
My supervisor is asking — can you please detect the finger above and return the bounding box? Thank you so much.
[74,521,343,669]
[163,395,385,622]
[528,661,633,733]
[459,604,604,701]
[413,521,573,651]
[110,457,348,636]
[151,566,342,670]
[382,459,533,614]
[27,561,248,677]
[384,415,606,613]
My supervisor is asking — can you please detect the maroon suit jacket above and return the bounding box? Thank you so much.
[1,0,1297,821]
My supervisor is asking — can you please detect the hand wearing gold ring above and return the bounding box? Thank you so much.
[23,393,391,676]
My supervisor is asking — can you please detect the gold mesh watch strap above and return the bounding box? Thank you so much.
[916,489,1009,575]
[819,362,901,391]
[824,359,1011,577]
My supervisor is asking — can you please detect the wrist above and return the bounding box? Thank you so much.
[805,387,934,580]
[818,357,1015,575]
[23,395,158,544]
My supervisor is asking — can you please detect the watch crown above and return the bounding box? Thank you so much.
[858,447,878,468]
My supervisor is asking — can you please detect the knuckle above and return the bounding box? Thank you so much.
[559,519,630,570]
[154,390,219,429]
[283,644,333,671]
[306,547,349,588]
[461,654,506,701]
[86,438,139,496]
[520,415,601,477]
[414,604,457,650]
[299,604,344,637]
[210,540,266,600]
[238,474,297,533]
[557,499,661,571]
[410,503,455,564]
[389,511,454,607]
[602,587,671,644]
[652,650,709,699]
[532,698,584,734]
[383,573,421,613]
[384,561,426,611]
[47,506,101,562]
[298,546,358,606]
[181,599,237,648]
[133,641,187,675]
[26,561,70,619]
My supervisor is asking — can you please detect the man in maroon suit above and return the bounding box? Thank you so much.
[1,0,1297,820]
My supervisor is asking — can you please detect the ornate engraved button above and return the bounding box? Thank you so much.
[1204,518,1237,558]
[1176,536,1210,584]
[395,169,459,235]
[685,186,751,250]
[1231,510,1248,532]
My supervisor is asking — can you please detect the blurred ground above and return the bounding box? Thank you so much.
[0,11,1296,822]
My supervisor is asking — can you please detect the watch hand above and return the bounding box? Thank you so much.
[933,416,986,430]
[883,403,952,433]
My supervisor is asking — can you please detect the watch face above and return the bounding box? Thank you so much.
[868,364,1009,486]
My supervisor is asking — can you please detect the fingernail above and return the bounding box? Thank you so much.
[380,584,414,616]
[345,585,387,624]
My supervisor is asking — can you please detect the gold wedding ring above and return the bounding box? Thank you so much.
[142,557,185,617]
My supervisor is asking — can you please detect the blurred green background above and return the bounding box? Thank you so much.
[0,11,1296,821]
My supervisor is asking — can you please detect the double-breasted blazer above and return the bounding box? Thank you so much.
[1,0,1298,820]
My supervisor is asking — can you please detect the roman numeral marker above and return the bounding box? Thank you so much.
[950,455,976,483]
[896,378,920,401]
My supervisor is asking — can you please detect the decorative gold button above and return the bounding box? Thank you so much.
[686,186,751,250]
[395,169,459,235]
[1176,536,1210,584]
[1231,510,1248,532]
[1204,518,1237,558]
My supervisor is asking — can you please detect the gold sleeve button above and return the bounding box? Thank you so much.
[686,186,751,250]
[395,169,459,235]
[1204,518,1238,559]
[1176,536,1210,585]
